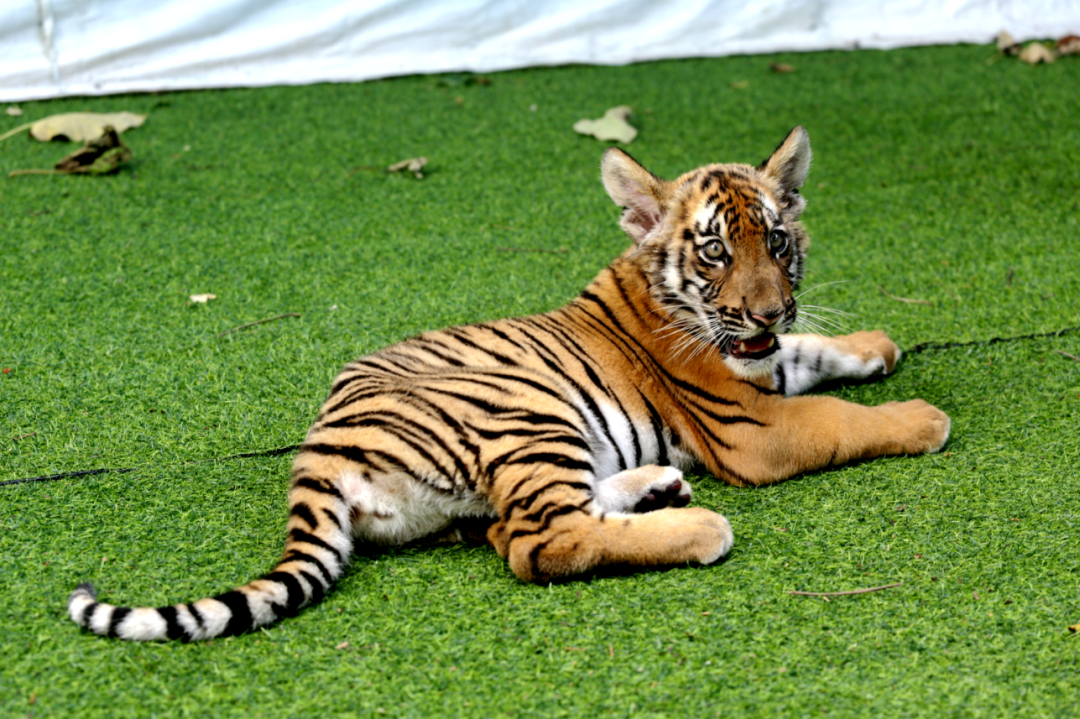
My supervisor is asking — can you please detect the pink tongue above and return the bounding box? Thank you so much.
[741,334,774,352]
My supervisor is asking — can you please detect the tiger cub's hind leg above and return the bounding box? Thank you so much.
[486,466,731,584]
[776,330,901,396]
[594,465,692,514]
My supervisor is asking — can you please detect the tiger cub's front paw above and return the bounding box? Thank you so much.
[595,465,692,514]
[881,399,951,454]
[836,330,902,376]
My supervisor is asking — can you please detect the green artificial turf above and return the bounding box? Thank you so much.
[2,43,1079,718]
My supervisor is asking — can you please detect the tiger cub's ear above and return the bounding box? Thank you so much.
[758,126,811,214]
[601,148,670,244]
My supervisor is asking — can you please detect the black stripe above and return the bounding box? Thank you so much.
[509,502,590,540]
[293,475,345,499]
[488,449,593,478]
[691,401,765,427]
[283,549,334,585]
[640,394,669,465]
[526,537,553,580]
[298,570,326,604]
[326,411,470,483]
[107,607,131,638]
[409,337,468,367]
[301,443,412,475]
[289,528,344,564]
[157,606,188,641]
[187,602,205,628]
[319,385,390,420]
[321,507,342,528]
[444,327,515,365]
[212,590,254,637]
[473,427,590,452]
[774,363,787,395]
[82,601,100,627]
[502,480,594,517]
[738,379,782,396]
[300,443,372,469]
[290,502,319,530]
[261,570,306,615]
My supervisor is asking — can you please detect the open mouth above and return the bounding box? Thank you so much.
[725,332,778,360]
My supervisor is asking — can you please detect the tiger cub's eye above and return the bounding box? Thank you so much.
[702,240,726,261]
[768,229,789,254]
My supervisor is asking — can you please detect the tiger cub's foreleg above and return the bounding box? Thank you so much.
[775,330,901,396]
[485,466,731,584]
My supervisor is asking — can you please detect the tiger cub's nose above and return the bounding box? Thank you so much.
[748,308,783,328]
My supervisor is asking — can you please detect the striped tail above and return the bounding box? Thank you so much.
[67,474,353,641]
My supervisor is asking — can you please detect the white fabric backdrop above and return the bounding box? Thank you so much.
[1,0,1078,102]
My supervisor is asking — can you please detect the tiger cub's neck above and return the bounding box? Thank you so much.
[561,254,758,391]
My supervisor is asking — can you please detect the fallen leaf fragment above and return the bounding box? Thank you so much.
[730,80,750,90]
[1056,35,1080,56]
[387,156,428,178]
[573,106,637,144]
[0,111,146,144]
[997,30,1020,55]
[769,62,795,73]
[335,641,350,650]
[190,293,217,303]
[1019,42,1055,64]
[8,126,133,177]
[55,126,132,174]
[6,106,22,117]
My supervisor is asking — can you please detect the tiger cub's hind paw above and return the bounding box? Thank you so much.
[595,465,692,514]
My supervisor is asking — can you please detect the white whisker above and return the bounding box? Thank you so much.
[794,279,852,300]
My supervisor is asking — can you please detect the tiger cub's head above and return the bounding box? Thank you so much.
[601,126,811,378]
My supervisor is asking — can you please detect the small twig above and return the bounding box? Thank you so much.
[345,165,383,178]
[878,286,934,307]
[789,581,903,598]
[217,313,301,337]
[495,247,568,254]
[13,432,37,441]
[1057,349,1080,362]
[1006,266,1014,287]
[8,169,61,177]
[0,121,33,143]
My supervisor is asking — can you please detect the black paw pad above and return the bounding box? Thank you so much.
[633,479,688,513]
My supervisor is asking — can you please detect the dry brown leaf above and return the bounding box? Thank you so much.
[1056,35,1080,56]
[8,126,133,178]
[1019,42,1055,64]
[190,293,217,303]
[573,106,637,144]
[335,641,350,650]
[387,156,428,178]
[769,62,795,73]
[0,111,146,144]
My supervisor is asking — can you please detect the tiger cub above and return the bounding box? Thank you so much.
[69,127,949,641]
